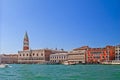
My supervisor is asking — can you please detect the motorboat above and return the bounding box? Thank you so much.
[101,60,120,65]
[0,64,9,68]
[63,61,76,65]
[63,61,69,65]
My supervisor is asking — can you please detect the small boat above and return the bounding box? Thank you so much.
[69,62,76,65]
[0,64,9,68]
[63,61,76,65]
[63,61,69,65]
[101,60,120,65]
[111,60,120,65]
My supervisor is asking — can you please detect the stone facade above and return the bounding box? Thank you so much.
[50,53,68,64]
[115,45,120,60]
[18,49,53,64]
[85,46,115,63]
[68,50,86,64]
[68,46,89,64]
[0,54,3,63]
[0,54,18,64]
[49,46,87,64]
[18,49,67,64]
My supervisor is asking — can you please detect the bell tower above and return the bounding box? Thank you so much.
[23,32,29,51]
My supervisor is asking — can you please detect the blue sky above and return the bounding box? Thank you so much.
[1,0,120,53]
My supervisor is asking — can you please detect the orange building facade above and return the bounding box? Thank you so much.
[85,46,115,63]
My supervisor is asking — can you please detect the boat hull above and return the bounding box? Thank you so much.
[0,64,9,68]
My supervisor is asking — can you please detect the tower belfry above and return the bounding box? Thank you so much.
[23,32,29,51]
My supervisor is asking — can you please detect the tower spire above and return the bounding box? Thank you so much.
[23,32,29,51]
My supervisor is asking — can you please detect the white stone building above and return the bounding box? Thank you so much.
[18,49,53,64]
[115,45,120,60]
[68,50,86,64]
[50,53,68,64]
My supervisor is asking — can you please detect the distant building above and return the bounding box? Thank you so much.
[0,54,18,64]
[23,32,29,51]
[68,47,86,64]
[18,49,67,64]
[73,46,89,51]
[50,46,87,64]
[115,45,120,60]
[85,46,115,63]
[18,32,67,64]
[18,49,53,64]
[0,54,4,63]
[49,46,87,64]
[50,53,68,64]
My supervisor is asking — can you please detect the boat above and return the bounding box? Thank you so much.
[101,60,120,65]
[0,64,9,68]
[111,60,120,65]
[63,61,76,65]
[63,61,69,65]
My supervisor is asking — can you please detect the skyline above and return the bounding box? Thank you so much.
[1,0,120,53]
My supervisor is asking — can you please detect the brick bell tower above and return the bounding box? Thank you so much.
[23,32,29,51]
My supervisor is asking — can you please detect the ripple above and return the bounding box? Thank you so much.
[0,64,120,80]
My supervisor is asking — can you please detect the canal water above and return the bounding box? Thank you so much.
[0,64,120,80]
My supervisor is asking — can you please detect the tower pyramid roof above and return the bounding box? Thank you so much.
[24,32,28,39]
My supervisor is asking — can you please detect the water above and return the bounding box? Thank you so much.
[0,64,120,80]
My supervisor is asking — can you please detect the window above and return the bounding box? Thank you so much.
[33,53,35,56]
[41,53,43,56]
[37,54,38,56]
[24,43,28,45]
[23,54,25,56]
[27,54,28,56]
[20,54,21,56]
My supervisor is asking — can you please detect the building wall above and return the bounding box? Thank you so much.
[50,49,86,64]
[68,50,86,63]
[50,53,68,63]
[115,45,120,60]
[0,54,18,64]
[86,48,105,63]
[44,49,54,61]
[0,54,4,63]
[106,46,115,60]
[86,46,115,63]
[18,49,66,64]
[18,49,47,64]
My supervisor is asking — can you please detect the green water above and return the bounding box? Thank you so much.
[0,64,120,80]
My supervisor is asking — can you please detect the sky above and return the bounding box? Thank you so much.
[1,0,120,53]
